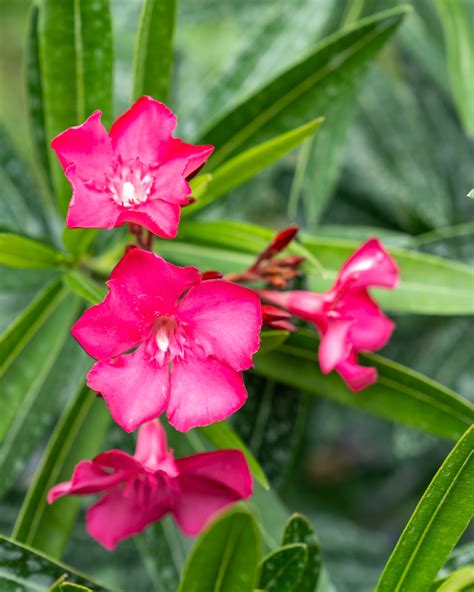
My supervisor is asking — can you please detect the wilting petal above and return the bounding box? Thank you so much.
[336,238,399,291]
[339,289,395,351]
[109,96,177,164]
[157,138,214,177]
[260,289,325,321]
[168,354,247,432]
[178,280,262,371]
[116,199,181,239]
[51,111,113,182]
[173,450,252,536]
[106,248,201,318]
[134,421,178,476]
[87,347,170,432]
[86,489,167,550]
[336,353,377,391]
[318,317,353,374]
[47,460,125,503]
[65,166,119,230]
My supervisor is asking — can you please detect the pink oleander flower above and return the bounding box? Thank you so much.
[261,238,399,391]
[72,248,262,432]
[48,420,252,550]
[51,96,213,238]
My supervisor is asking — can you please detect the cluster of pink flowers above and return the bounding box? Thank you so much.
[48,97,399,549]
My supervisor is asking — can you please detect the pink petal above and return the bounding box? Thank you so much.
[157,138,214,177]
[86,489,168,550]
[336,353,378,391]
[87,347,170,432]
[65,166,120,230]
[109,96,177,164]
[93,450,142,474]
[47,460,125,504]
[106,248,201,318]
[115,198,181,239]
[338,289,395,352]
[134,420,178,476]
[173,450,252,536]
[178,280,262,371]
[260,289,325,322]
[318,317,353,373]
[51,110,113,182]
[167,354,248,432]
[336,238,399,291]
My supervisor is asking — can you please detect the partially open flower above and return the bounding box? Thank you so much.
[48,420,252,550]
[51,96,213,238]
[73,248,262,432]
[260,238,399,391]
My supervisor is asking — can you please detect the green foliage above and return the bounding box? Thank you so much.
[132,0,176,102]
[282,514,322,592]
[177,508,261,592]
[376,426,474,591]
[0,536,108,591]
[0,233,69,269]
[258,543,307,591]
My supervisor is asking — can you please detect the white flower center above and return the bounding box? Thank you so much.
[106,158,154,207]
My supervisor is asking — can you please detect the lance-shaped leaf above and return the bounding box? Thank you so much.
[259,544,307,592]
[13,386,111,558]
[254,330,474,441]
[62,269,107,305]
[184,119,323,216]
[376,425,474,591]
[0,536,108,591]
[132,0,176,102]
[177,508,261,592]
[0,233,69,269]
[38,0,113,214]
[198,6,409,167]
[282,514,322,592]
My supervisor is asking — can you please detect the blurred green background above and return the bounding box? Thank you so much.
[1,1,473,590]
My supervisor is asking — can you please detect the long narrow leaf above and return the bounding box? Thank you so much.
[376,425,474,591]
[0,233,69,269]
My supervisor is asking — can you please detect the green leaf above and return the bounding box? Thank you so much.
[0,234,69,269]
[164,220,474,315]
[376,425,474,591]
[282,514,322,592]
[38,0,113,214]
[132,0,176,102]
[63,228,99,260]
[434,0,474,137]
[468,189,474,199]
[254,330,474,441]
[432,567,474,592]
[189,174,212,200]
[0,536,108,591]
[63,269,106,304]
[0,278,62,371]
[26,2,52,186]
[198,421,270,490]
[198,6,409,168]
[13,386,111,558]
[0,289,79,442]
[0,337,90,498]
[258,543,307,592]
[177,508,261,592]
[184,119,323,216]
[259,330,290,355]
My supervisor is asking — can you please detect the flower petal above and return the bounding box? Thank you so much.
[86,489,167,550]
[87,347,170,432]
[318,316,353,373]
[148,160,192,205]
[336,353,377,391]
[339,289,395,352]
[260,289,325,321]
[65,166,120,230]
[115,198,181,239]
[51,110,113,182]
[47,460,125,503]
[168,354,247,432]
[178,280,262,371]
[336,238,399,291]
[133,420,178,476]
[109,96,177,163]
[157,138,214,177]
[173,450,252,536]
